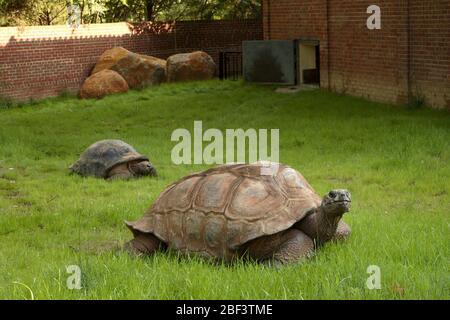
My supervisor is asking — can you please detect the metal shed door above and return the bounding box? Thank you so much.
[243,40,296,85]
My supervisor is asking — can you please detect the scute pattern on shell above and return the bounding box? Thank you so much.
[70,140,149,178]
[127,163,322,261]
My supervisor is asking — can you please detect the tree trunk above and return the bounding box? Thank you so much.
[145,0,154,21]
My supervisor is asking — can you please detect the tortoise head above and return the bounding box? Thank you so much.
[129,160,157,177]
[321,189,351,216]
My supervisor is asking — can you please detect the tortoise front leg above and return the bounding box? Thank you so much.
[333,220,351,242]
[124,232,166,256]
[242,229,314,265]
[107,163,134,180]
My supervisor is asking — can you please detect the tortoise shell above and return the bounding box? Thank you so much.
[70,139,148,178]
[126,162,322,261]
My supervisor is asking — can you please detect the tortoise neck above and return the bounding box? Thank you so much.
[316,206,343,244]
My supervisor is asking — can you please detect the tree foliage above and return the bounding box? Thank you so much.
[1,0,67,26]
[0,0,261,26]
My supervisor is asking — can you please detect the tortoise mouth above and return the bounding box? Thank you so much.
[331,200,351,207]
[333,200,351,204]
[323,200,351,215]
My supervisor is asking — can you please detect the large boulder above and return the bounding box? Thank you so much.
[166,51,216,82]
[92,47,166,89]
[80,69,129,99]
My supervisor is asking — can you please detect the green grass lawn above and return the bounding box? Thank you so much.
[0,80,449,300]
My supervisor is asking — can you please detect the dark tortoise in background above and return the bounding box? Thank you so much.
[70,139,157,180]
[125,162,352,264]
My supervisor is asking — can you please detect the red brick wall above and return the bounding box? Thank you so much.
[0,19,262,101]
[410,1,450,109]
[263,0,449,109]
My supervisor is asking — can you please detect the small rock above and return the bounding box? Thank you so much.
[79,69,129,99]
[167,51,216,82]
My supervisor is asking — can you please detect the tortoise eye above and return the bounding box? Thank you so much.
[329,191,337,198]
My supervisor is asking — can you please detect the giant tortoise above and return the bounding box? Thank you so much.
[125,162,351,264]
[70,139,156,180]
